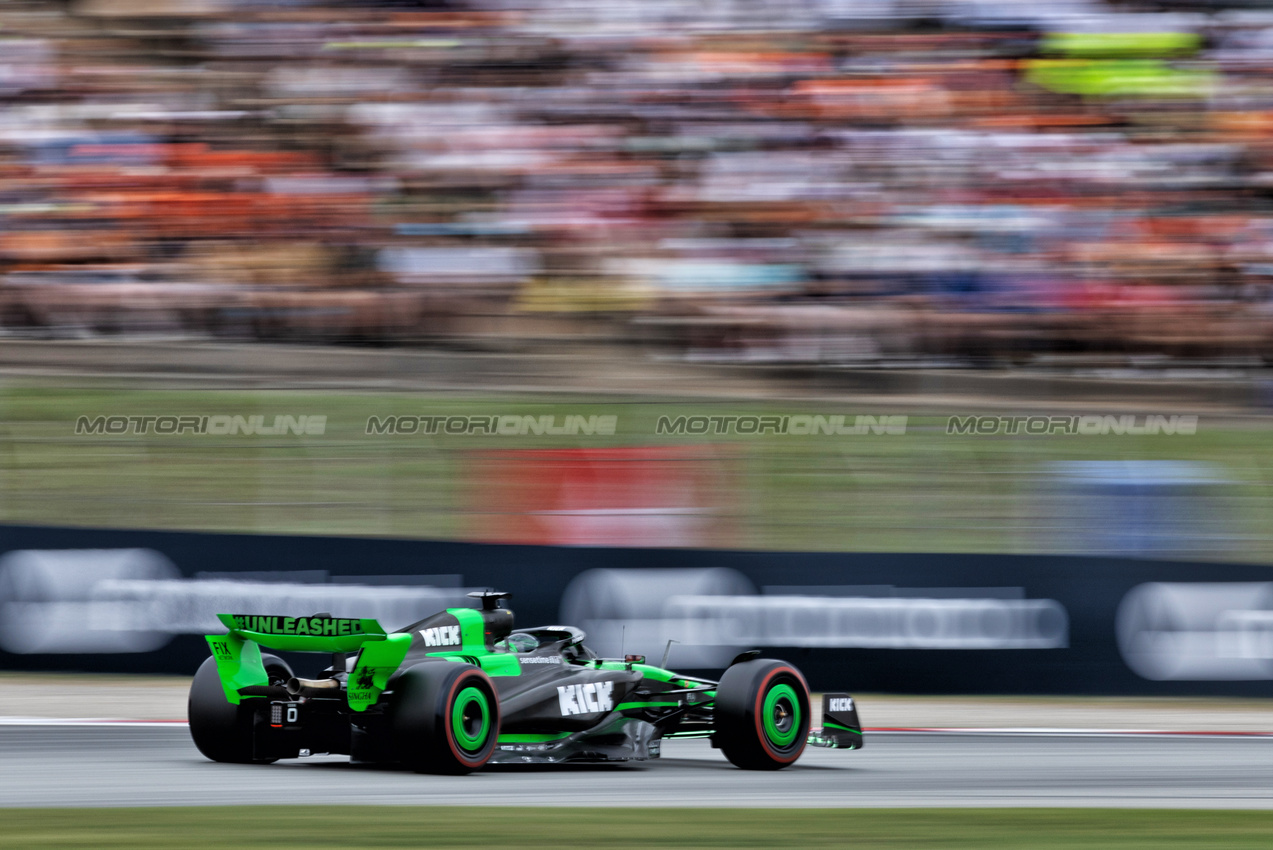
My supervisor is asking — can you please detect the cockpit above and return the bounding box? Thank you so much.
[495,626,597,662]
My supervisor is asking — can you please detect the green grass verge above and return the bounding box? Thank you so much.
[1,383,1270,559]
[7,807,1273,849]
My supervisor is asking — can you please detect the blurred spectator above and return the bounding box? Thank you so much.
[0,0,1270,364]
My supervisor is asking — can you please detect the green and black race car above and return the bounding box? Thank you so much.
[189,591,863,774]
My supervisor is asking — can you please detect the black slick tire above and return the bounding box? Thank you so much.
[713,659,811,770]
[387,662,500,775]
[188,653,292,764]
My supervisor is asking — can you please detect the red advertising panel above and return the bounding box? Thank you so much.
[465,446,733,546]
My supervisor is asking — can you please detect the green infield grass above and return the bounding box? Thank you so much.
[1,383,1269,560]
[6,806,1273,849]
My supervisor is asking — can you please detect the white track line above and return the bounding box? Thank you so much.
[1,717,1271,737]
[866,727,1273,738]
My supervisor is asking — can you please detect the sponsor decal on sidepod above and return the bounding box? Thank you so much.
[558,682,614,716]
[419,625,461,647]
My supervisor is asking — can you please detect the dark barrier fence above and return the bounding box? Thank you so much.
[1,523,1271,696]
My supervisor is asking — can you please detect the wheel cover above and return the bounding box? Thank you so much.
[451,685,491,752]
[761,683,800,748]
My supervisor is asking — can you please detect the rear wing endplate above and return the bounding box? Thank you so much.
[205,614,407,710]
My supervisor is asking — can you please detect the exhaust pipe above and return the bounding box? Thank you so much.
[286,676,341,696]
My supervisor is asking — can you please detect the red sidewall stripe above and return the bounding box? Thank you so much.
[443,670,497,767]
[752,666,809,764]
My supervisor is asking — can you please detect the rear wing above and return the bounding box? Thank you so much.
[215,614,386,651]
[206,614,411,711]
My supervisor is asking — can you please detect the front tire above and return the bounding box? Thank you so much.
[714,659,810,770]
[387,662,499,775]
[188,653,292,764]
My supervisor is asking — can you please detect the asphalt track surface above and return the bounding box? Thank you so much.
[3,724,1273,809]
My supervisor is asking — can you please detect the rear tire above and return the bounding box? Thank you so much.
[388,663,499,775]
[714,659,810,770]
[188,653,293,764]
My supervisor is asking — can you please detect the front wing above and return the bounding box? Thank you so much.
[807,693,864,750]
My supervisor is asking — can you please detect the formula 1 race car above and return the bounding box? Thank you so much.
[189,591,862,774]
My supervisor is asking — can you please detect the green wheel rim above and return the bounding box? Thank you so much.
[762,683,800,748]
[452,686,491,752]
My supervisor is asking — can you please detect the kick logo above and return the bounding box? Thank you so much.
[419,625,461,647]
[557,681,614,716]
[829,697,854,713]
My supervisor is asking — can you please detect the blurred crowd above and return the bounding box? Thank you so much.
[3,0,1273,364]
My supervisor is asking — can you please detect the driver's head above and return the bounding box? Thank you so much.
[501,633,539,653]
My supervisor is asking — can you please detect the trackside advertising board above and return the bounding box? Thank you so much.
[0,523,1271,696]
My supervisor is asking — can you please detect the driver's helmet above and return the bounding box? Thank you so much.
[501,633,539,653]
